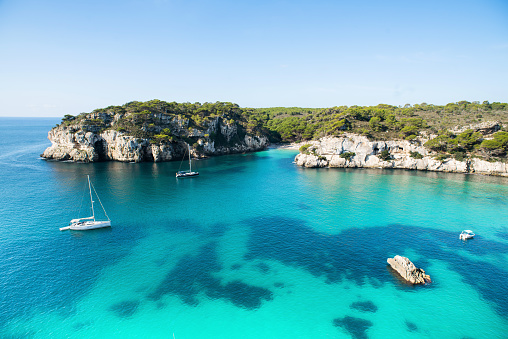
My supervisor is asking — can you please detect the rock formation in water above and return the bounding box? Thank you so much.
[41,101,269,162]
[387,255,431,284]
[294,134,508,177]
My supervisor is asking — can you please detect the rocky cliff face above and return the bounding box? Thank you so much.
[42,114,268,162]
[294,135,508,177]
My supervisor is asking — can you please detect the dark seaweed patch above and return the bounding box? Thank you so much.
[206,280,273,309]
[333,316,373,339]
[230,263,242,270]
[73,320,93,331]
[297,202,311,210]
[495,229,508,241]
[255,262,270,274]
[206,222,229,238]
[148,242,221,306]
[149,242,272,310]
[350,301,378,313]
[405,320,418,332]
[209,165,248,176]
[109,300,140,318]
[166,219,202,234]
[166,220,227,238]
[245,216,508,315]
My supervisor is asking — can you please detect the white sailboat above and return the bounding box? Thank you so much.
[176,143,199,178]
[60,175,111,231]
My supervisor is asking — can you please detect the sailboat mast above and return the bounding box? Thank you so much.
[88,175,95,221]
[188,143,192,172]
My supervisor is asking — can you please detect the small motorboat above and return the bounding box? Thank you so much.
[460,230,475,240]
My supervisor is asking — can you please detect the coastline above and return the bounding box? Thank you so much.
[267,142,305,150]
[293,135,508,178]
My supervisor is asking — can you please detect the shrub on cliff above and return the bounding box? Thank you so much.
[379,149,392,161]
[61,114,75,125]
[424,134,453,152]
[453,151,466,161]
[368,116,384,132]
[453,129,482,150]
[480,131,508,156]
[435,154,449,161]
[299,144,312,154]
[399,125,419,139]
[152,133,172,143]
[409,151,423,159]
[340,152,355,161]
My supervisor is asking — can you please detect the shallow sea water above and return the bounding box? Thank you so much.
[0,118,507,338]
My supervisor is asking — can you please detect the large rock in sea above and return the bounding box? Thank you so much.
[387,255,431,284]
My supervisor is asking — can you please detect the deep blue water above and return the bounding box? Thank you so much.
[0,118,507,338]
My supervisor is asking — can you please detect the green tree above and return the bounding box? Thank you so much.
[379,149,392,160]
[424,134,452,152]
[480,131,508,155]
[340,152,355,161]
[369,116,383,132]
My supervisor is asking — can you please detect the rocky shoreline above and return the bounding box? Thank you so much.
[294,135,508,177]
[42,115,268,163]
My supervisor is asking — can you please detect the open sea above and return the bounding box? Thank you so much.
[0,117,507,338]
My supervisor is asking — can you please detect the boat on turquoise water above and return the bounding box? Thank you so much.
[176,143,199,178]
[460,230,475,240]
[60,175,111,231]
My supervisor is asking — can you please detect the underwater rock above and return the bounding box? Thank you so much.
[333,316,373,339]
[350,300,378,313]
[405,320,418,332]
[109,300,140,318]
[387,255,431,284]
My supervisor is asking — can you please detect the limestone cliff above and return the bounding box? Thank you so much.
[42,110,268,163]
[294,135,508,177]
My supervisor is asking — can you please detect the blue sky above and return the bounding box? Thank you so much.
[0,0,507,117]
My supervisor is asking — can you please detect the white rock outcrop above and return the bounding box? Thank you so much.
[449,120,501,135]
[387,255,431,285]
[294,135,508,177]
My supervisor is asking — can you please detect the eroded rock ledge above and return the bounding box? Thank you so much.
[294,135,508,177]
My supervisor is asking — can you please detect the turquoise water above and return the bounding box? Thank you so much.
[1,118,508,338]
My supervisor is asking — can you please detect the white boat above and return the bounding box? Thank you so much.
[459,230,475,240]
[60,175,111,231]
[176,143,199,178]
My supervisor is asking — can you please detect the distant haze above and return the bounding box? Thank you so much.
[0,0,507,117]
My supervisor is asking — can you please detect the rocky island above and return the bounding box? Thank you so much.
[42,101,269,162]
[387,255,431,285]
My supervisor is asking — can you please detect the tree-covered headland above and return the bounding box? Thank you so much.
[59,100,508,162]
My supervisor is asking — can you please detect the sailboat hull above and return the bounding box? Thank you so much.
[176,171,199,178]
[176,143,199,178]
[65,221,111,231]
[61,175,111,232]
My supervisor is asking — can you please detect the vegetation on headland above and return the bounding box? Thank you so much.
[58,100,272,149]
[57,99,508,162]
